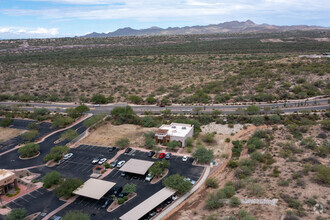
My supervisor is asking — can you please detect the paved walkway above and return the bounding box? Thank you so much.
[155,166,210,220]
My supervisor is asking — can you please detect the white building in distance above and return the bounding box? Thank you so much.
[155,123,194,147]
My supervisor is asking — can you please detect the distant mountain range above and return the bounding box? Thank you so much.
[81,20,329,38]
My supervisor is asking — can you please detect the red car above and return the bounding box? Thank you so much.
[158,153,165,159]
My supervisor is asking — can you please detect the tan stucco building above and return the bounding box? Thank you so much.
[0,169,18,195]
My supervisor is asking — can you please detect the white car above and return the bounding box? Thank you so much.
[145,173,153,182]
[184,177,196,185]
[117,161,126,168]
[171,194,178,200]
[98,158,107,165]
[92,158,100,164]
[63,153,73,160]
[182,156,189,162]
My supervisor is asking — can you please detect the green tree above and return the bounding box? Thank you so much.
[44,145,69,162]
[115,138,130,149]
[91,94,107,104]
[163,174,192,194]
[193,146,214,163]
[146,96,157,104]
[63,210,90,220]
[22,130,39,142]
[54,178,83,199]
[185,137,194,148]
[75,104,90,115]
[42,171,61,188]
[123,183,137,195]
[110,106,137,125]
[128,95,143,104]
[52,115,74,128]
[148,160,170,177]
[166,140,181,150]
[145,138,156,149]
[0,117,13,127]
[141,116,156,127]
[27,122,39,130]
[203,132,215,143]
[5,208,27,220]
[61,129,78,141]
[18,143,40,158]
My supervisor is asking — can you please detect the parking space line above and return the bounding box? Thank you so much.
[19,196,29,202]
[26,193,37,199]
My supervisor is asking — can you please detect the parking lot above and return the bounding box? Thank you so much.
[6,188,65,219]
[56,149,204,219]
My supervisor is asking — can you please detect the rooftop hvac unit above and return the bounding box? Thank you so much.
[172,126,176,128]
[182,127,186,129]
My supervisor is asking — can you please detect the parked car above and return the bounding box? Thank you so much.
[121,172,126,177]
[147,151,155,157]
[156,207,162,213]
[117,160,126,168]
[125,147,132,154]
[112,186,123,196]
[108,146,116,152]
[184,177,196,185]
[182,155,189,162]
[101,198,113,209]
[171,194,178,200]
[92,157,100,164]
[117,192,128,198]
[63,153,73,160]
[159,104,166,107]
[165,153,172,160]
[56,159,65,166]
[149,210,157,217]
[165,198,172,205]
[158,153,165,159]
[98,158,107,165]
[145,173,153,182]
[111,160,118,167]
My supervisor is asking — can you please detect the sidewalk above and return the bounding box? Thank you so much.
[155,166,210,220]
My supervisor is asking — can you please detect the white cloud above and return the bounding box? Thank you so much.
[0,27,59,39]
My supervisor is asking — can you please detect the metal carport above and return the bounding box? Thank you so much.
[119,159,154,175]
[120,187,176,220]
[73,178,116,200]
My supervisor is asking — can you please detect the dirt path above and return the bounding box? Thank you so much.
[164,125,260,220]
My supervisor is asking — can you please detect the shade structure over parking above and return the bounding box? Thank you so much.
[73,178,116,200]
[120,187,176,220]
[119,159,154,175]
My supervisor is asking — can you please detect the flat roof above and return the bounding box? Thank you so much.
[158,123,193,138]
[0,169,15,181]
[120,187,176,220]
[119,159,154,175]
[73,178,116,200]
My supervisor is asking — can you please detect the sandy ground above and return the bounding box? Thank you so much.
[81,123,157,147]
[0,127,26,142]
[201,123,247,135]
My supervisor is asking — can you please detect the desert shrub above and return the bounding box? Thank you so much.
[301,137,317,149]
[320,119,330,131]
[278,179,290,187]
[203,132,215,143]
[230,196,241,207]
[60,129,78,141]
[0,117,13,127]
[193,146,214,163]
[22,130,39,142]
[314,164,330,184]
[205,178,218,188]
[115,138,130,149]
[205,193,224,210]
[63,210,90,220]
[141,116,156,127]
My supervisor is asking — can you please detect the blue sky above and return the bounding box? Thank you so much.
[0,0,329,39]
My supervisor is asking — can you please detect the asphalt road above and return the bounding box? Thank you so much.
[0,118,56,153]
[0,120,88,170]
[0,97,329,115]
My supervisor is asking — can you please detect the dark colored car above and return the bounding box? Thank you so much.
[165,198,173,205]
[158,153,165,159]
[159,104,166,107]
[109,146,116,152]
[111,186,123,196]
[111,160,118,167]
[147,151,155,157]
[125,147,132,154]
[117,192,128,198]
[149,210,157,217]
[101,198,113,209]
[121,172,126,177]
[165,153,172,160]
